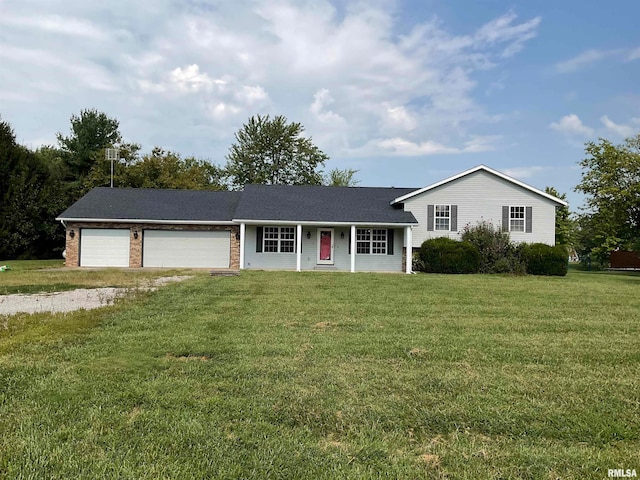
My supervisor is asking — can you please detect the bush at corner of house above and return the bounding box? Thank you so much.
[460,220,515,273]
[412,251,426,272]
[520,243,568,276]
[419,237,480,274]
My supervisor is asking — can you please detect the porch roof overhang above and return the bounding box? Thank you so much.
[233,219,417,227]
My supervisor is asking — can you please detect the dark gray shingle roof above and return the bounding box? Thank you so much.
[58,185,419,225]
[57,187,240,222]
[233,184,418,224]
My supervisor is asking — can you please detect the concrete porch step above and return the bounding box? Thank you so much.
[209,270,240,276]
[313,265,338,271]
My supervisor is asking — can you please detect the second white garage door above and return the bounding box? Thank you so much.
[142,230,230,268]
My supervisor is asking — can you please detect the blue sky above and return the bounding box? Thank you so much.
[1,0,639,210]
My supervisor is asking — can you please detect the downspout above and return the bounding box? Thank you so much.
[60,220,68,259]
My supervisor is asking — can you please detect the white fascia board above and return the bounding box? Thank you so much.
[233,219,417,227]
[55,217,236,225]
[390,165,569,207]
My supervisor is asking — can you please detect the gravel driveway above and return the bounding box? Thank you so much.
[0,276,192,315]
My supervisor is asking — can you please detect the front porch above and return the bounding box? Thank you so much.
[240,223,413,273]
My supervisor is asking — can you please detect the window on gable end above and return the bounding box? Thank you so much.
[435,205,450,231]
[510,206,525,232]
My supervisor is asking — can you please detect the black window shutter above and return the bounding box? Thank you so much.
[502,206,509,232]
[387,229,394,255]
[450,205,457,231]
[256,227,263,252]
[348,230,351,254]
[525,207,533,233]
[427,205,434,231]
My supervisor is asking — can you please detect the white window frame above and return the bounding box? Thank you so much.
[509,206,525,232]
[356,228,387,255]
[434,204,451,231]
[263,226,296,253]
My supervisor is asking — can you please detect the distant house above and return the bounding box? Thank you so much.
[57,165,568,273]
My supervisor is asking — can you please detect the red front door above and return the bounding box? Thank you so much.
[317,228,334,264]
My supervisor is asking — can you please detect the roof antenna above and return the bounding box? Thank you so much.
[105,148,119,188]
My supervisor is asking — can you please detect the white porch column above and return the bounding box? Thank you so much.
[239,223,246,269]
[296,224,302,272]
[350,225,356,273]
[405,226,413,274]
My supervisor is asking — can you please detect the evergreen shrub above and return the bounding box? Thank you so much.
[419,237,480,274]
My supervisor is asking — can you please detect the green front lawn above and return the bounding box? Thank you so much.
[1,268,639,478]
[0,259,204,295]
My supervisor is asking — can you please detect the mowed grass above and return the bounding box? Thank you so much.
[1,267,639,479]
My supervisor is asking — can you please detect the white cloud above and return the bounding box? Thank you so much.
[169,64,215,93]
[355,134,499,157]
[237,86,269,105]
[0,0,541,161]
[556,47,640,73]
[601,115,635,137]
[502,166,547,179]
[462,135,500,153]
[556,49,609,74]
[208,102,241,119]
[376,137,460,156]
[383,106,417,131]
[474,12,541,58]
[550,114,593,137]
[627,47,640,61]
[0,14,106,39]
[310,88,346,124]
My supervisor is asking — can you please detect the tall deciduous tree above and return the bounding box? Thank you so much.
[544,186,574,247]
[83,146,227,191]
[226,115,328,188]
[0,119,65,259]
[57,108,121,180]
[575,134,640,263]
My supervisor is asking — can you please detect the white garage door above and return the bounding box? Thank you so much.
[80,229,130,267]
[143,230,230,268]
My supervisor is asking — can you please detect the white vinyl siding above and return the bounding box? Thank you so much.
[403,169,558,247]
[143,230,230,268]
[80,229,130,267]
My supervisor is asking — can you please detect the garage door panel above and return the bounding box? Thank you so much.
[80,229,130,267]
[143,230,230,268]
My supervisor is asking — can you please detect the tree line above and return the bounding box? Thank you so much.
[1,108,638,264]
[0,110,357,259]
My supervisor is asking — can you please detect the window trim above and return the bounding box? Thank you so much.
[262,226,296,254]
[509,206,526,233]
[434,204,451,231]
[355,228,387,255]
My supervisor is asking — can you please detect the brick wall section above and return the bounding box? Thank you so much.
[65,227,80,267]
[402,247,420,272]
[64,222,240,269]
[402,247,406,272]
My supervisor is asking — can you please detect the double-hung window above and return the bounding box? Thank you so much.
[356,228,387,254]
[427,204,457,232]
[510,206,525,232]
[435,205,450,231]
[263,226,295,253]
